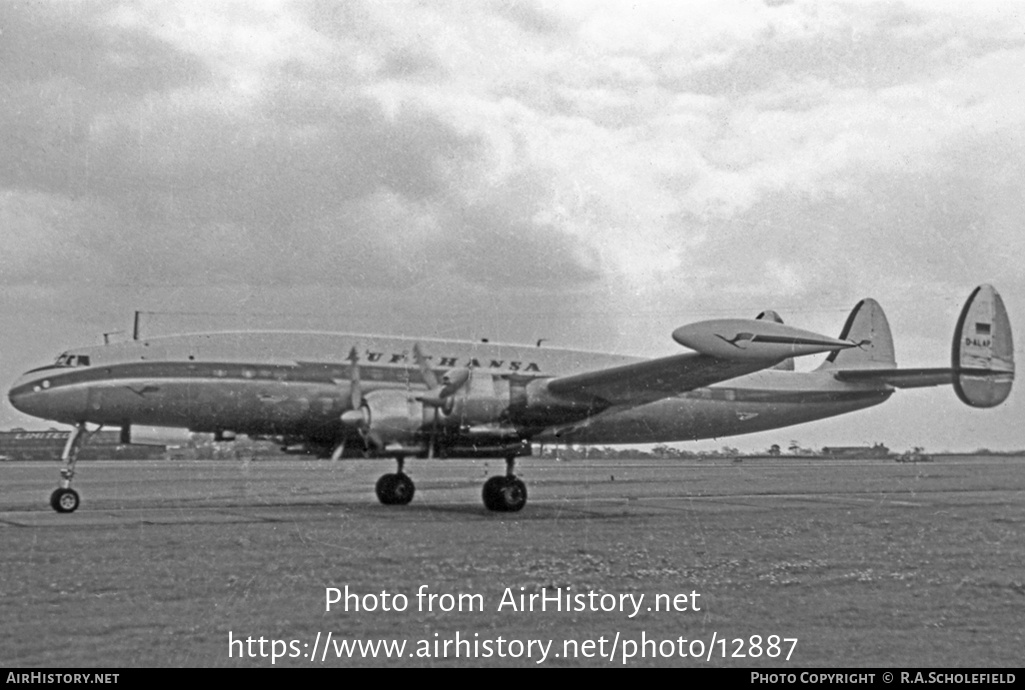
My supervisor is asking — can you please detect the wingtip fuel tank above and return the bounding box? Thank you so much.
[672,319,858,361]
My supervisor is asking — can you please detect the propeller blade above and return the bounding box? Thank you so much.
[412,343,439,389]
[340,349,368,436]
[427,406,438,460]
[330,440,345,462]
[413,344,469,417]
[347,347,363,409]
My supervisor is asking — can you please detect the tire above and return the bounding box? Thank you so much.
[501,478,527,512]
[50,488,80,514]
[375,473,415,505]
[482,475,506,511]
[482,476,527,512]
[390,473,415,505]
[376,473,397,504]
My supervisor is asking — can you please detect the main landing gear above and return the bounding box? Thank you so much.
[375,457,415,506]
[371,454,529,511]
[50,422,89,513]
[481,456,527,512]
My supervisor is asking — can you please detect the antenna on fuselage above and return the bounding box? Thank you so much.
[133,311,141,340]
[102,330,125,345]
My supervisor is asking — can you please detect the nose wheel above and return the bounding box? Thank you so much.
[482,456,528,512]
[50,487,80,513]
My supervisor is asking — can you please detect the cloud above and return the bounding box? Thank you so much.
[3,2,1022,299]
[0,2,209,95]
[0,1,607,301]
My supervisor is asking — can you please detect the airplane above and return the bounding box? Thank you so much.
[6,284,1014,514]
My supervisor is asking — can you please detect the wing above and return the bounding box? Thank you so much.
[545,318,858,407]
[546,352,774,407]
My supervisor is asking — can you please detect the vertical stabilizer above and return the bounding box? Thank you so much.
[817,298,896,371]
[952,284,1014,407]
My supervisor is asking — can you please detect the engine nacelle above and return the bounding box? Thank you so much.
[447,395,508,427]
[504,377,600,428]
[422,369,513,427]
[361,389,426,447]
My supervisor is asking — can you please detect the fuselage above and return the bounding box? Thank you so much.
[8,330,892,451]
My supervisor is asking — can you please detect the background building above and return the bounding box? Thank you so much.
[0,429,165,461]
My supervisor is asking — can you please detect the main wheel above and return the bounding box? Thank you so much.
[50,488,80,514]
[481,476,527,512]
[482,476,505,511]
[375,473,415,505]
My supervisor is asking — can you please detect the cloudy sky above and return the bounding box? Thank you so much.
[1,0,1023,451]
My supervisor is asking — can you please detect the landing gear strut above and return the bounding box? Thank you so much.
[375,456,415,506]
[482,456,527,512]
[50,422,89,513]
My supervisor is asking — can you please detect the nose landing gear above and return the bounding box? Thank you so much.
[50,422,89,513]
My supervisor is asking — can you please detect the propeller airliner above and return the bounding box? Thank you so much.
[7,284,1014,513]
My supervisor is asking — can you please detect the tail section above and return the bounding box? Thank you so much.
[952,284,1014,407]
[826,285,1014,408]
[817,298,896,371]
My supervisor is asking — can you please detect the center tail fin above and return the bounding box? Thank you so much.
[816,298,896,371]
[826,284,1014,408]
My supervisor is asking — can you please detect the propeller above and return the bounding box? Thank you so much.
[413,344,470,411]
[412,344,470,459]
[339,347,381,451]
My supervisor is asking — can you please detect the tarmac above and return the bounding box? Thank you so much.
[1,455,1022,667]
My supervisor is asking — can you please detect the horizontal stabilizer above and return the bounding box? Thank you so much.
[672,319,857,361]
[834,367,953,388]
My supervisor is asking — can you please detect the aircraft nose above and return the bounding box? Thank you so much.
[8,371,87,423]
[8,374,46,417]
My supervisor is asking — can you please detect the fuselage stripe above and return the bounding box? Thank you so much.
[11,361,889,407]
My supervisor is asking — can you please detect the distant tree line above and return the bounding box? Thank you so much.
[536,442,1025,460]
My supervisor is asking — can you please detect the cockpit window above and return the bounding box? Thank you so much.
[53,353,91,367]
